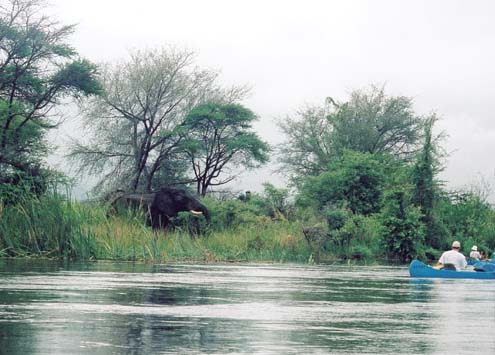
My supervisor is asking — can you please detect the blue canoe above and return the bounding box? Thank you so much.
[409,260,495,279]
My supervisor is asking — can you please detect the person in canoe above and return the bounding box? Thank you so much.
[437,241,467,271]
[469,245,482,261]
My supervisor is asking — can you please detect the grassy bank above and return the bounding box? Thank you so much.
[0,194,313,263]
[4,191,493,264]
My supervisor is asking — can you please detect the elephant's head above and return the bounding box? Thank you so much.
[150,187,210,229]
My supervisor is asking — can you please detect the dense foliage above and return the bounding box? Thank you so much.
[298,150,385,215]
[1,1,495,264]
[278,86,424,184]
[0,0,101,199]
[68,48,256,195]
[281,89,495,262]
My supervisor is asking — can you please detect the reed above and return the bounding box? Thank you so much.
[0,194,312,263]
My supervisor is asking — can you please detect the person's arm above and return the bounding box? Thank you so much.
[438,253,444,265]
[436,253,445,269]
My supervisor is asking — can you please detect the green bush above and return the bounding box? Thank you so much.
[379,189,425,262]
[205,198,265,229]
[437,192,495,251]
[349,245,373,261]
[170,211,209,236]
[325,213,383,260]
[297,150,385,215]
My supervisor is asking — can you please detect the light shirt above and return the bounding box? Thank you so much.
[469,250,481,260]
[438,250,467,270]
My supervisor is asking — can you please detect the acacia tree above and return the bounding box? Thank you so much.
[278,86,424,184]
[183,102,270,196]
[69,48,246,194]
[0,0,101,195]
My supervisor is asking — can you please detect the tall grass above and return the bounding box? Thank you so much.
[0,193,313,263]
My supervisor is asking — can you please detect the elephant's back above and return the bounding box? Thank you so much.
[155,187,194,203]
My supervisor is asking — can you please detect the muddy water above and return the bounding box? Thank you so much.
[0,259,494,354]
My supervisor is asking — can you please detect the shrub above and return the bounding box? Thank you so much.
[379,189,425,262]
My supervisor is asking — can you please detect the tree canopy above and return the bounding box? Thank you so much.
[183,102,270,196]
[0,0,101,196]
[278,86,425,184]
[69,48,251,194]
[298,150,386,215]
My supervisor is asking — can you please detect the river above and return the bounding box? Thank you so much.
[0,259,494,354]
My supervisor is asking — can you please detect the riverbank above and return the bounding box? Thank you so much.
[1,194,318,263]
[1,217,312,264]
[0,193,462,265]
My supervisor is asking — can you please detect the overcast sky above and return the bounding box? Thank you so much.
[46,0,495,199]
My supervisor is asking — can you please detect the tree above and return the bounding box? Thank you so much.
[0,0,101,195]
[69,48,246,194]
[278,86,424,184]
[438,191,495,250]
[277,105,333,179]
[298,150,385,216]
[411,115,446,248]
[183,102,270,196]
[331,87,423,157]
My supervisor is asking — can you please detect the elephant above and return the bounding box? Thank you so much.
[110,192,155,213]
[108,187,210,232]
[150,187,210,230]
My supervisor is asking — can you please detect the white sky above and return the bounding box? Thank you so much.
[46,0,495,199]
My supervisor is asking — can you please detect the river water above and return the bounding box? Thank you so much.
[0,259,494,355]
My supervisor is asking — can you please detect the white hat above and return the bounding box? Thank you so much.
[452,241,461,248]
[471,245,478,251]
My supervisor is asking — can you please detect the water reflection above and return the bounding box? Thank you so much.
[0,260,493,354]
